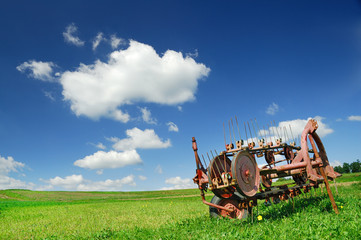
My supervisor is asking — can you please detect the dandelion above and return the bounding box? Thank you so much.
[340,206,343,209]
[257,215,263,221]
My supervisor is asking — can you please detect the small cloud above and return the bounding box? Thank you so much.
[330,160,342,167]
[63,23,85,47]
[110,34,126,49]
[74,150,142,170]
[186,49,198,58]
[348,115,361,121]
[155,165,163,174]
[139,107,157,124]
[177,106,183,112]
[336,118,343,122]
[266,102,279,115]
[92,32,105,51]
[43,91,56,101]
[112,128,171,151]
[162,176,194,190]
[167,122,179,132]
[96,169,103,175]
[138,175,147,181]
[17,60,57,82]
[96,142,106,150]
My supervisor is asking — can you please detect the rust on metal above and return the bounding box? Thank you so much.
[192,119,341,219]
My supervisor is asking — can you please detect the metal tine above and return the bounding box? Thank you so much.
[231,119,237,145]
[228,120,233,147]
[263,125,269,144]
[223,123,227,149]
[201,154,208,169]
[244,122,249,147]
[208,152,222,177]
[272,120,282,142]
[203,154,216,179]
[251,119,260,146]
[235,116,242,140]
[247,121,254,147]
[268,123,275,144]
[284,126,290,144]
[289,124,296,145]
[255,118,266,142]
[270,122,278,143]
[214,149,226,175]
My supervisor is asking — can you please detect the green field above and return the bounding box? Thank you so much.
[1,174,360,239]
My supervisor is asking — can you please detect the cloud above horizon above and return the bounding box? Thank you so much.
[60,40,210,122]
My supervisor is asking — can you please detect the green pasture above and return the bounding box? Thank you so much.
[0,173,360,239]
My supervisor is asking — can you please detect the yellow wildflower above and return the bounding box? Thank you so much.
[257,215,263,221]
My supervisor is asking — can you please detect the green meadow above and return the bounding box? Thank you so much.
[0,174,360,239]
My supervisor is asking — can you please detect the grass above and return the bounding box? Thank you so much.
[0,173,360,239]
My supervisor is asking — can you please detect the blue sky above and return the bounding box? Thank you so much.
[0,0,360,191]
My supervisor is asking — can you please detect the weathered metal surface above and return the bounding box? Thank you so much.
[192,119,341,219]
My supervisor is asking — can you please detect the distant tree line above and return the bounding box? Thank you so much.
[333,159,361,174]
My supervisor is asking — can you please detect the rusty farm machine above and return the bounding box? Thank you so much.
[192,118,341,219]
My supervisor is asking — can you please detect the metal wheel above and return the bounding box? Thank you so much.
[310,132,338,180]
[292,171,307,185]
[261,165,272,188]
[209,195,250,219]
[232,151,260,197]
[208,154,235,198]
[284,146,295,162]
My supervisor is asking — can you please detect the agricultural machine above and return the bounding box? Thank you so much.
[192,119,341,219]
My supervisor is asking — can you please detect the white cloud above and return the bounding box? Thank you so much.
[186,49,198,58]
[59,40,210,122]
[348,115,361,121]
[251,116,333,145]
[96,142,106,150]
[162,176,194,190]
[48,174,84,189]
[112,128,171,151]
[330,160,342,167]
[43,91,56,101]
[63,23,84,47]
[266,102,279,115]
[0,155,35,190]
[110,34,126,49]
[92,32,105,51]
[177,106,183,111]
[0,155,25,174]
[96,169,103,175]
[155,165,163,174]
[138,175,147,181]
[139,107,157,124]
[43,174,136,191]
[167,122,179,132]
[17,60,56,82]
[74,150,142,169]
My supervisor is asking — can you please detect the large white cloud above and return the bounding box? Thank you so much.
[112,127,171,151]
[74,150,142,169]
[44,174,136,191]
[16,60,56,82]
[60,40,210,122]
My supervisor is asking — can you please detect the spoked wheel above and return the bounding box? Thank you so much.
[261,165,272,188]
[208,154,235,198]
[284,146,295,163]
[209,196,250,219]
[232,151,260,197]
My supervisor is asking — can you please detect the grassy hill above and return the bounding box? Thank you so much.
[0,173,360,239]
